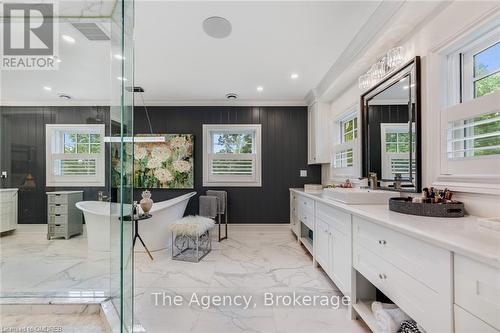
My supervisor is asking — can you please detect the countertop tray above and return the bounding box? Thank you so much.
[389,197,464,218]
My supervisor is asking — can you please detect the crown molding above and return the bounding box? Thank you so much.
[139,100,307,107]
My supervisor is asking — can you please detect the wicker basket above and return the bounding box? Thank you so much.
[389,197,464,218]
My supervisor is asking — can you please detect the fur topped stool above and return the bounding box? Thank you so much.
[169,216,215,262]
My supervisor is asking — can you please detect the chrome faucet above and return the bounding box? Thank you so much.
[393,173,402,191]
[97,191,110,202]
[368,172,378,190]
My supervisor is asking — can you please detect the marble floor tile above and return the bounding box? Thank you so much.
[2,224,369,332]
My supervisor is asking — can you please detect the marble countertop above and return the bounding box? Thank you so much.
[291,188,500,269]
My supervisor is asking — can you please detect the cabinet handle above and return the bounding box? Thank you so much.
[378,240,387,245]
[378,273,387,280]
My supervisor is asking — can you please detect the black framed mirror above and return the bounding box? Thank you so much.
[361,56,421,192]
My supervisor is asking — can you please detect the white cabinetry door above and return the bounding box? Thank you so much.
[314,202,351,295]
[332,231,349,292]
[315,217,331,270]
[290,192,300,237]
[308,101,330,164]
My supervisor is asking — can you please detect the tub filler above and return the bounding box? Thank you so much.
[76,192,195,252]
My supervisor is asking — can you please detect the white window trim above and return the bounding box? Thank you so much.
[202,124,262,187]
[339,110,358,144]
[427,14,500,195]
[330,105,360,181]
[46,124,105,187]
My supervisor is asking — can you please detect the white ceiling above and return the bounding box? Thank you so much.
[1,1,382,105]
[1,22,113,104]
[134,1,382,104]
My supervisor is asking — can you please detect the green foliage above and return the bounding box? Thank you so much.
[475,73,500,98]
[216,134,252,153]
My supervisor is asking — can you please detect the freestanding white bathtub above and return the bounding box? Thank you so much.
[76,192,195,252]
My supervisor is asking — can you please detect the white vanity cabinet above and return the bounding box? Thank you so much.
[352,216,453,333]
[314,202,351,294]
[289,188,500,333]
[307,101,330,164]
[0,188,18,233]
[454,255,500,332]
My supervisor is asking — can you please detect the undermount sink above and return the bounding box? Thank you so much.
[323,188,395,205]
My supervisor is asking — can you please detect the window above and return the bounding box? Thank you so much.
[340,114,358,143]
[330,107,359,179]
[453,30,500,102]
[46,124,105,187]
[203,124,261,187]
[428,22,500,193]
[333,149,353,168]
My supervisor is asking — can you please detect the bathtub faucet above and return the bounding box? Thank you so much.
[97,191,110,202]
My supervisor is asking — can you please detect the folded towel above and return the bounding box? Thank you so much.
[206,190,226,214]
[199,195,218,218]
[372,302,411,333]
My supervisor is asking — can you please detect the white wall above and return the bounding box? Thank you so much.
[322,1,500,217]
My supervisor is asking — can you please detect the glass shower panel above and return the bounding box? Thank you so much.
[110,0,135,331]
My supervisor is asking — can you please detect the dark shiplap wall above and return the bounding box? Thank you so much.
[0,106,110,224]
[134,106,321,224]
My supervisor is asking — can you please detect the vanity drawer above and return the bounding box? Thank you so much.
[48,204,68,215]
[316,202,349,235]
[455,305,499,333]
[48,194,68,205]
[299,210,314,230]
[354,243,451,332]
[353,216,451,293]
[297,195,314,212]
[454,255,500,330]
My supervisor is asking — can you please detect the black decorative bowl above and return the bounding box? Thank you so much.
[389,197,465,218]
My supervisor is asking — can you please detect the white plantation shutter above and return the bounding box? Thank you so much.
[46,124,105,187]
[440,91,500,177]
[203,124,262,187]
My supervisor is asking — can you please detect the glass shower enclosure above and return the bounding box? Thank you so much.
[0,0,135,331]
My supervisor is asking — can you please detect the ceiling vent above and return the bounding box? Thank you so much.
[71,23,110,41]
[225,93,238,100]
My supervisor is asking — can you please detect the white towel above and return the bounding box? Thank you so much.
[372,302,411,333]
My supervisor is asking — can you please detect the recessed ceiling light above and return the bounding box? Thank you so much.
[117,76,128,81]
[290,73,299,80]
[203,17,232,39]
[114,54,125,60]
[62,34,75,44]
[257,86,264,92]
[43,86,52,91]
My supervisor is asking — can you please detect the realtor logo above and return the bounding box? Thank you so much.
[1,3,58,70]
